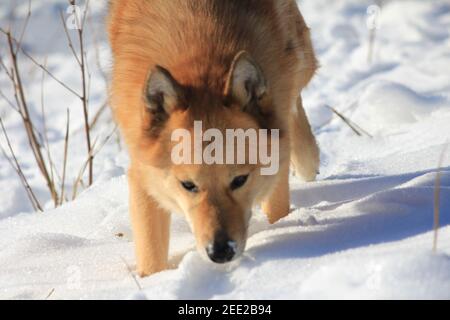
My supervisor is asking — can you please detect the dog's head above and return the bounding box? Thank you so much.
[133,52,284,263]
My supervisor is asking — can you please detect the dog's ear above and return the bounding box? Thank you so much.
[224,51,267,107]
[144,66,182,115]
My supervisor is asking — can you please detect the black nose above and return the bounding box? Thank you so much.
[206,232,236,264]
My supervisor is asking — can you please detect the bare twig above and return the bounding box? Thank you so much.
[23,50,81,98]
[2,52,63,209]
[0,28,81,99]
[89,101,108,130]
[85,12,111,132]
[78,1,93,186]
[80,0,90,31]
[1,87,46,143]
[315,103,355,133]
[1,1,108,210]
[60,109,70,206]
[64,0,93,186]
[15,0,31,56]
[0,118,43,211]
[0,88,19,113]
[45,288,55,300]
[325,105,373,138]
[86,10,108,83]
[433,143,449,253]
[120,257,143,291]
[3,29,59,206]
[0,55,14,81]
[72,125,117,200]
[40,57,59,207]
[59,10,81,67]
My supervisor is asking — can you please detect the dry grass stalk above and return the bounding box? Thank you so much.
[67,0,94,186]
[0,118,43,211]
[72,125,118,200]
[120,257,143,291]
[40,57,59,207]
[325,105,373,138]
[14,0,31,55]
[0,1,110,211]
[60,109,71,206]
[89,101,108,130]
[45,288,55,300]
[0,29,81,98]
[0,25,59,206]
[0,89,19,113]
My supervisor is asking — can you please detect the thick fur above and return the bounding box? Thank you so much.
[108,0,320,276]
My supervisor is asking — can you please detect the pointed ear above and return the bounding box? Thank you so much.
[144,66,182,114]
[224,51,267,106]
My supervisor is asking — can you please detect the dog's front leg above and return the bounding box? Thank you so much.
[262,160,291,224]
[128,170,171,277]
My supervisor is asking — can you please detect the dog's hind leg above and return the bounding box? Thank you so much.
[289,95,320,181]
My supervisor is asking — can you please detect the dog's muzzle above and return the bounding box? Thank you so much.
[206,231,237,264]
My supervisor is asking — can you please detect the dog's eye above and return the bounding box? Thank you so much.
[181,181,199,193]
[230,175,249,191]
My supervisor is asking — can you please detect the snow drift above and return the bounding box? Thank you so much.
[0,0,449,299]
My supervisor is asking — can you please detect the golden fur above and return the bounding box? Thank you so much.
[108,0,320,276]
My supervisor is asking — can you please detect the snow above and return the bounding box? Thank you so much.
[0,0,450,299]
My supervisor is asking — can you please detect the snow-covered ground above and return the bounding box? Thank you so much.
[1,0,450,300]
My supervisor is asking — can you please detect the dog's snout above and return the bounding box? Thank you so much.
[206,232,236,264]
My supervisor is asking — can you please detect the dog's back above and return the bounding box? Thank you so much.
[108,0,317,121]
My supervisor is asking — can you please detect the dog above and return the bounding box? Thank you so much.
[108,0,320,277]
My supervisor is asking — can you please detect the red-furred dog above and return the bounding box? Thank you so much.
[108,0,319,277]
